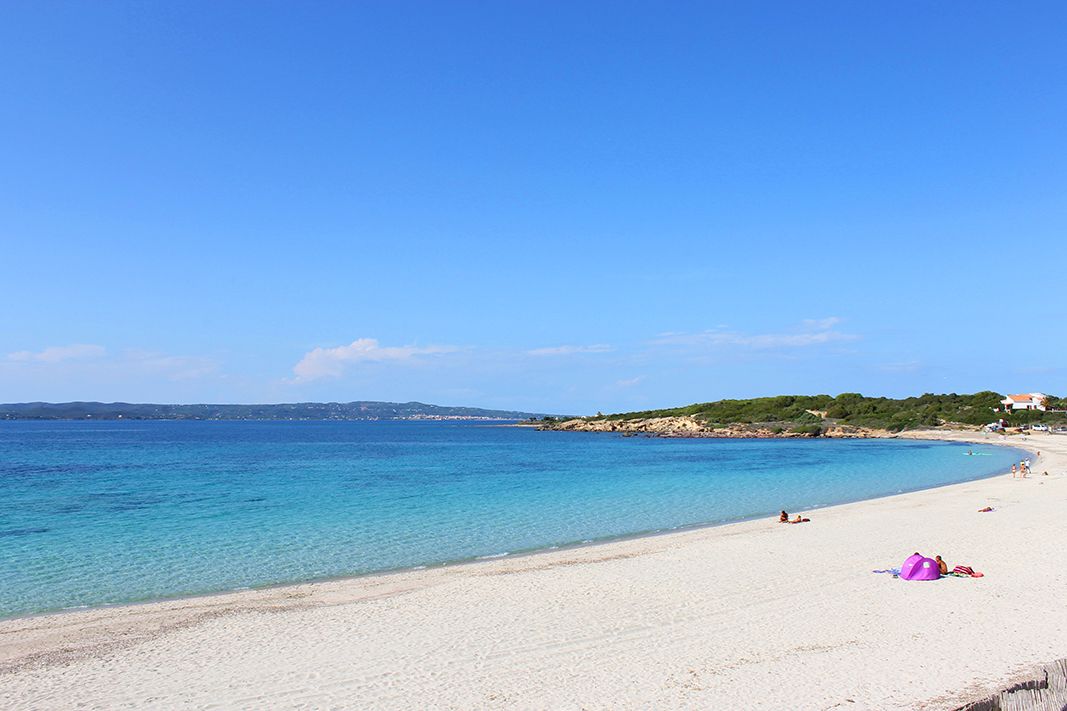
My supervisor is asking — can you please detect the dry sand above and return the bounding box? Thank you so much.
[2,431,1065,710]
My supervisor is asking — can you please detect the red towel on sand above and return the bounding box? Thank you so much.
[952,565,983,578]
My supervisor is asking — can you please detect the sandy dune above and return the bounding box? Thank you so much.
[2,431,1064,710]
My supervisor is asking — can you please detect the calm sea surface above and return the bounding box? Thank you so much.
[0,420,1022,618]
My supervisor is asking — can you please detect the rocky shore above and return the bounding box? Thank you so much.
[541,415,896,439]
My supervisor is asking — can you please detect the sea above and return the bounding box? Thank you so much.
[0,420,1023,619]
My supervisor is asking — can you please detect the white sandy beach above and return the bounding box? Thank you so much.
[1,431,1064,710]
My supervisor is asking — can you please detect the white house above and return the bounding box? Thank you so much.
[1000,393,1047,412]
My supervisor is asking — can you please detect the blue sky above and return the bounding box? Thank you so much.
[2,2,1065,414]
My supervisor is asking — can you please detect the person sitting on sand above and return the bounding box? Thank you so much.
[779,510,789,523]
[935,555,948,575]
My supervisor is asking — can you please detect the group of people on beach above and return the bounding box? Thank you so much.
[778,510,809,524]
[778,446,1042,574]
[1011,456,1034,478]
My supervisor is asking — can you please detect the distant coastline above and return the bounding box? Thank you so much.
[0,401,561,422]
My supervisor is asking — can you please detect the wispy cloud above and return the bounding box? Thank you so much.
[614,376,644,388]
[879,360,922,373]
[800,316,842,331]
[3,344,220,382]
[651,317,858,350]
[8,344,106,363]
[527,344,613,357]
[123,351,221,380]
[291,338,459,382]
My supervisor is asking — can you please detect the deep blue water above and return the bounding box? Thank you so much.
[0,420,1021,618]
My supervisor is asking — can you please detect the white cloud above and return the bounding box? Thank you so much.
[651,318,857,350]
[291,338,458,382]
[614,376,644,388]
[527,344,613,357]
[8,344,106,363]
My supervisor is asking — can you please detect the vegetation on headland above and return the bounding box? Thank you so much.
[548,392,1067,435]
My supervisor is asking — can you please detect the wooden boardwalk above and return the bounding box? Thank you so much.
[958,659,1067,711]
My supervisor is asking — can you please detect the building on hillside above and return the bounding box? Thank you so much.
[1000,393,1047,412]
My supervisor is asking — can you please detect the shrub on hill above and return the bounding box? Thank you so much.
[597,391,1066,432]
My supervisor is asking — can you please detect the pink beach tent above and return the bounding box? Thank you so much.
[900,553,940,581]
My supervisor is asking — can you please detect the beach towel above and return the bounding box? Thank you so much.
[872,568,901,578]
[950,565,984,578]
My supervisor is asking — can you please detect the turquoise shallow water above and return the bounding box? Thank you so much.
[0,421,1022,618]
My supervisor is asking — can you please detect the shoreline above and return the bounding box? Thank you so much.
[0,434,1027,625]
[539,413,900,438]
[2,430,1062,710]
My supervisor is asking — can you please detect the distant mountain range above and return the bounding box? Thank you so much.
[0,401,557,421]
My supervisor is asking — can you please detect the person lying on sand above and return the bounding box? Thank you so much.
[779,510,789,523]
[978,506,994,512]
[790,515,810,524]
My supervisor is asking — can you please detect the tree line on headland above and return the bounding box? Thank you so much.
[542,392,1067,433]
